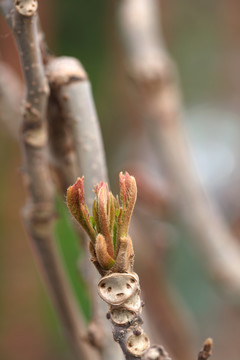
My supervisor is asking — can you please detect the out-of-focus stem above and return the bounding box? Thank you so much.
[198,338,213,360]
[47,91,78,193]
[46,57,107,207]
[46,56,123,360]
[117,0,240,297]
[0,2,98,359]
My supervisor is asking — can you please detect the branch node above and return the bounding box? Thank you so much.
[15,0,38,17]
[126,332,150,357]
[46,57,88,87]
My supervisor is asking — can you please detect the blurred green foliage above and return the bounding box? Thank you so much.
[55,197,91,321]
[56,0,108,93]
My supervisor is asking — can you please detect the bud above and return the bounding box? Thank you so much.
[95,234,115,270]
[119,172,137,235]
[67,177,96,242]
[115,172,137,253]
[112,236,134,273]
[94,182,114,258]
[67,172,137,274]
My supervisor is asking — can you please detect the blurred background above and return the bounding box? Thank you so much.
[1,0,240,359]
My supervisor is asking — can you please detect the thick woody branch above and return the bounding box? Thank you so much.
[46,57,107,207]
[46,56,123,360]
[36,36,79,193]
[47,91,78,192]
[0,2,98,359]
[117,0,240,297]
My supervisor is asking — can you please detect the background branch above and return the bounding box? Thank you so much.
[198,338,213,360]
[117,0,240,297]
[46,56,123,360]
[47,89,78,193]
[46,57,107,206]
[0,2,98,359]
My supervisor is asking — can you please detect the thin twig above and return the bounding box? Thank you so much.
[67,173,175,360]
[67,174,213,360]
[117,0,240,296]
[46,56,123,360]
[0,2,98,359]
[198,338,213,360]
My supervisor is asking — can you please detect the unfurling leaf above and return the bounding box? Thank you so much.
[67,172,137,273]
[95,234,115,270]
[66,177,96,242]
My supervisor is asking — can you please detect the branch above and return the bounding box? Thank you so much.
[36,32,80,193]
[47,89,78,192]
[46,57,107,207]
[117,0,240,297]
[198,338,213,360]
[67,173,215,360]
[66,173,175,360]
[46,56,123,360]
[0,2,98,359]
